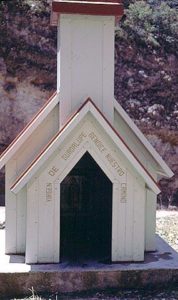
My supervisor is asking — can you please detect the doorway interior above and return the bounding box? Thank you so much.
[60,152,112,263]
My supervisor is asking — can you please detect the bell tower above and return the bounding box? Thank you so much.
[51,0,124,126]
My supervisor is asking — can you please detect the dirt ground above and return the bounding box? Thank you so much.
[11,288,178,300]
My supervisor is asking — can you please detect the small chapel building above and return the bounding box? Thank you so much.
[0,0,173,264]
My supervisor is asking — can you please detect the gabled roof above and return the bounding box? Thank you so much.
[11,98,160,195]
[114,99,174,178]
[0,92,59,169]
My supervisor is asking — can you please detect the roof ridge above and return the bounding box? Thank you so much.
[11,98,160,194]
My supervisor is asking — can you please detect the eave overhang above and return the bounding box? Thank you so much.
[114,99,174,179]
[0,92,59,169]
[10,98,161,195]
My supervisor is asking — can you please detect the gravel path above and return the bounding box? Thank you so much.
[156,210,178,252]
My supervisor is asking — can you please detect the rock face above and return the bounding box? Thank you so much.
[0,1,56,149]
[0,0,178,206]
[115,39,178,131]
[115,37,178,207]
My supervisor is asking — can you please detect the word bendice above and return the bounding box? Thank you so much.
[88,132,124,176]
[61,131,124,177]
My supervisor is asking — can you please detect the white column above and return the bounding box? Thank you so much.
[58,14,115,127]
[145,189,156,251]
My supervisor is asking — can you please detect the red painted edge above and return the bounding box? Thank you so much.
[0,91,57,161]
[11,98,160,192]
[52,1,124,16]
[10,98,89,190]
[50,11,60,26]
[87,98,160,190]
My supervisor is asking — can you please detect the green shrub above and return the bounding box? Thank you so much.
[118,0,178,52]
[153,2,178,48]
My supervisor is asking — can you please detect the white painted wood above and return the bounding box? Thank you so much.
[102,17,115,123]
[114,100,173,178]
[15,105,59,177]
[89,103,160,194]
[29,118,125,262]
[116,189,127,261]
[112,181,126,261]
[25,113,149,263]
[57,144,116,186]
[124,171,134,261]
[70,16,102,111]
[145,189,156,251]
[0,93,59,169]
[5,161,17,254]
[57,22,60,93]
[16,187,26,253]
[5,104,59,256]
[59,15,115,126]
[133,178,145,261]
[53,181,60,262]
[26,178,39,264]
[60,15,72,127]
[111,182,119,261]
[11,103,90,193]
[12,101,160,195]
[38,173,56,263]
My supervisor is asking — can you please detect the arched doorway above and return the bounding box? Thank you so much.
[60,152,112,263]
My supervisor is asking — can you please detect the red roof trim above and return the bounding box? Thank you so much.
[52,1,124,16]
[0,92,57,161]
[10,98,89,190]
[87,98,159,189]
[11,98,159,191]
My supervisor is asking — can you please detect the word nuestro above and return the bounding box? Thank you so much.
[61,131,124,176]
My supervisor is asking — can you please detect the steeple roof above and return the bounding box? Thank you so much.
[51,0,124,25]
[52,0,124,16]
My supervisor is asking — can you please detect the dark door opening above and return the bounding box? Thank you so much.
[60,152,112,263]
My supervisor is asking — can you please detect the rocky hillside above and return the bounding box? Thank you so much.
[115,36,178,207]
[0,0,178,206]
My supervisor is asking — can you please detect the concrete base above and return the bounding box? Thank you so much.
[0,229,178,298]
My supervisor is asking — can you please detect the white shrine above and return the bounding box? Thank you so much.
[0,0,173,264]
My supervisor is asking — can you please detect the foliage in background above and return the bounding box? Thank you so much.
[118,0,178,53]
[0,0,51,14]
[0,0,56,78]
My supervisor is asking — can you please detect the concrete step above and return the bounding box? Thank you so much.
[0,234,177,298]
